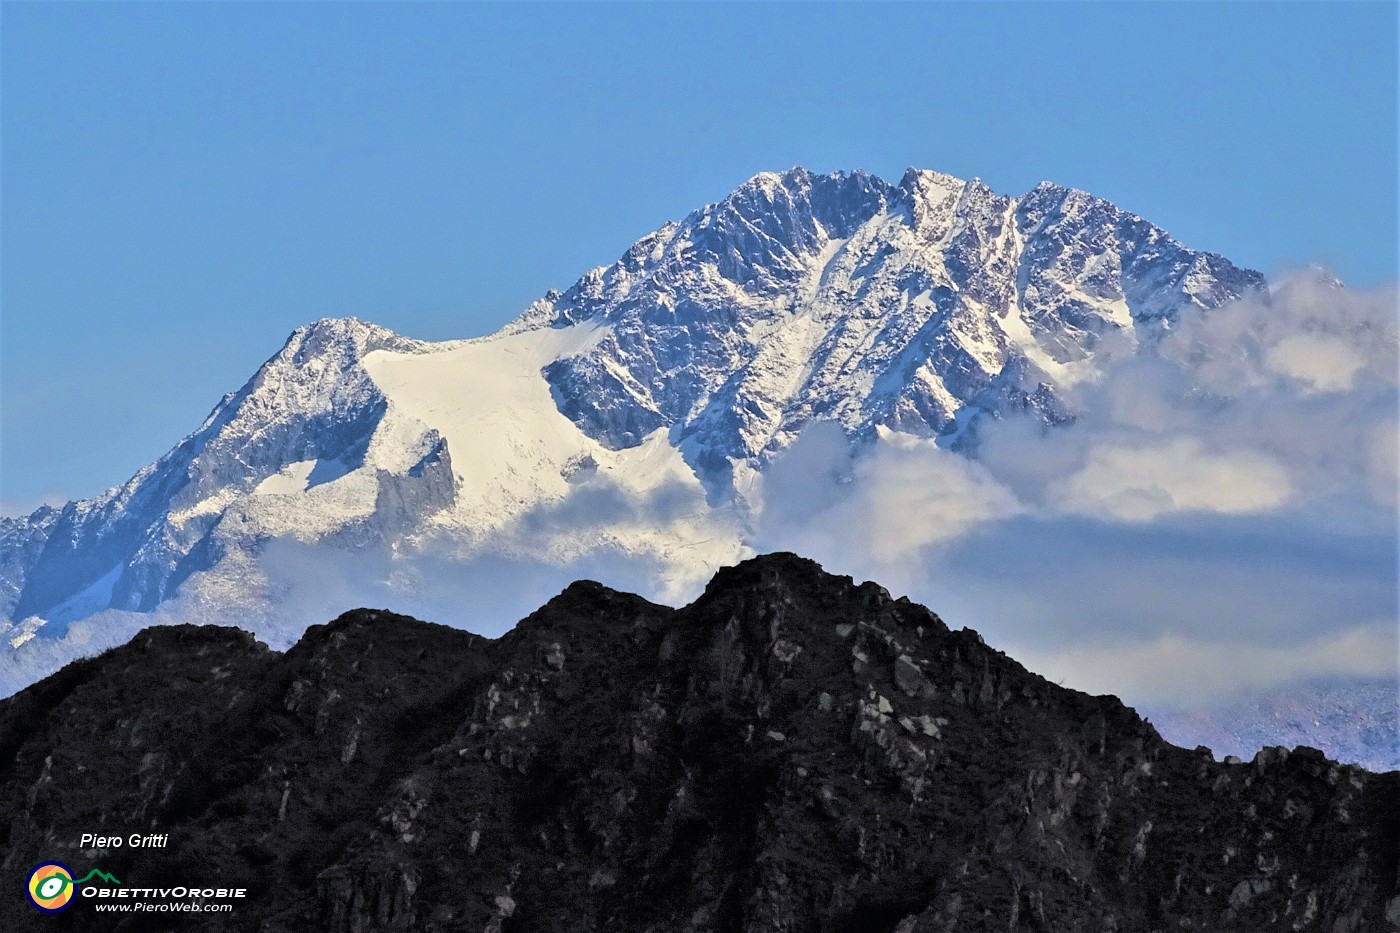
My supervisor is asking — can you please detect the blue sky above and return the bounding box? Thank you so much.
[2,2,1396,510]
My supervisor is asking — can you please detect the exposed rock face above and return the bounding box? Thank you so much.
[0,554,1394,932]
[531,168,1265,462]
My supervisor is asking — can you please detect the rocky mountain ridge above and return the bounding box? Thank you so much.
[529,167,1263,466]
[0,554,1394,932]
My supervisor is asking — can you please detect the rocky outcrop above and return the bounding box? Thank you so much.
[0,554,1394,931]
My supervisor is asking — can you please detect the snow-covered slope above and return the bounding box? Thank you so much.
[1,317,741,650]
[1,166,1267,690]
[529,168,1262,474]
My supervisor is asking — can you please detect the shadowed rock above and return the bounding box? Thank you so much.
[0,554,1394,931]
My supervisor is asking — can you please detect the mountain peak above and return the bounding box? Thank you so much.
[734,165,815,195]
[898,165,968,193]
[295,315,381,335]
[530,165,1263,459]
[714,165,893,214]
[284,317,418,363]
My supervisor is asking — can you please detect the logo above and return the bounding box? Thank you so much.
[26,863,75,913]
[25,863,121,913]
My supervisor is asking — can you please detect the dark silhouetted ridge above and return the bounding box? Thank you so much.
[0,554,1394,932]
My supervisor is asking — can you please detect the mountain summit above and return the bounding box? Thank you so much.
[0,167,1264,697]
[525,166,1261,466]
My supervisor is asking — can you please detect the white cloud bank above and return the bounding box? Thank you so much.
[1018,621,1397,708]
[753,272,1398,757]
[1050,437,1293,522]
[754,425,1022,572]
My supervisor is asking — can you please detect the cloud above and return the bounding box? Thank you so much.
[257,540,680,644]
[1015,622,1397,709]
[1366,418,1398,509]
[516,472,707,537]
[927,512,1396,648]
[1265,334,1368,392]
[1162,272,1398,396]
[977,272,1398,519]
[1050,437,1293,521]
[751,272,1399,736]
[753,424,1023,580]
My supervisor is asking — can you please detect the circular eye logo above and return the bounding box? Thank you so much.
[26,862,75,913]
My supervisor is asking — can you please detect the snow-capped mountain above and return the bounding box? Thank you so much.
[526,168,1261,473]
[2,167,1267,692]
